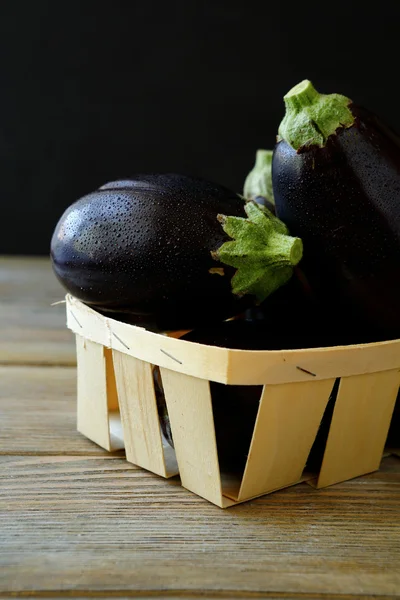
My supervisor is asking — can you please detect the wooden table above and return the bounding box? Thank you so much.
[1,256,399,599]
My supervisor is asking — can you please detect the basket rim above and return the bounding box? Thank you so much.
[66,294,400,384]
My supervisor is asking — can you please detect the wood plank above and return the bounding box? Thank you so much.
[2,597,376,600]
[238,379,335,501]
[2,256,400,597]
[112,351,178,477]
[76,337,124,452]
[0,597,395,600]
[0,303,76,365]
[0,256,66,304]
[160,368,225,507]
[76,336,111,450]
[0,590,393,600]
[317,370,400,488]
[0,365,114,455]
[0,454,399,595]
[0,590,372,600]
[0,257,75,365]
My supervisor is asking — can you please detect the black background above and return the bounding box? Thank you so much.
[1,1,399,254]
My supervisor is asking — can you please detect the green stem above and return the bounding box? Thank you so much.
[268,231,303,267]
[243,149,274,204]
[212,201,303,303]
[283,79,320,112]
[278,79,354,150]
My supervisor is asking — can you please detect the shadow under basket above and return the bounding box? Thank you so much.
[66,295,400,508]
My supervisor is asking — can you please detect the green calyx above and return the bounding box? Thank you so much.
[243,149,274,204]
[278,79,354,150]
[212,201,303,303]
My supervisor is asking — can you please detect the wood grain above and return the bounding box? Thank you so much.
[317,370,400,488]
[112,351,178,477]
[0,364,112,455]
[238,379,335,501]
[0,597,396,600]
[76,337,124,452]
[1,257,400,599]
[160,368,226,506]
[0,454,399,596]
[0,257,76,365]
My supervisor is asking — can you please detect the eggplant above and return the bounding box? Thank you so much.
[272,80,400,339]
[51,174,302,330]
[242,267,385,345]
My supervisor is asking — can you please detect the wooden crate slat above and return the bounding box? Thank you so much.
[160,368,224,507]
[317,369,400,488]
[237,378,335,501]
[76,336,115,451]
[112,351,177,478]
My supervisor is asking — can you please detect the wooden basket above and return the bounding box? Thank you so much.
[66,294,400,508]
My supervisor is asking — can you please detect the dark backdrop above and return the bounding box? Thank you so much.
[1,1,399,254]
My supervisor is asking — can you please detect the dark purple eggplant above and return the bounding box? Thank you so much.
[51,174,302,330]
[272,80,400,340]
[242,267,385,345]
[254,196,275,213]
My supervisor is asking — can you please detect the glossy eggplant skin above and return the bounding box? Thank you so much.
[51,174,249,331]
[242,268,384,346]
[253,195,276,214]
[272,105,400,339]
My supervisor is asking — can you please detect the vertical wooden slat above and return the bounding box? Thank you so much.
[160,368,224,507]
[317,369,400,488]
[76,336,112,451]
[237,378,335,501]
[112,351,177,477]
